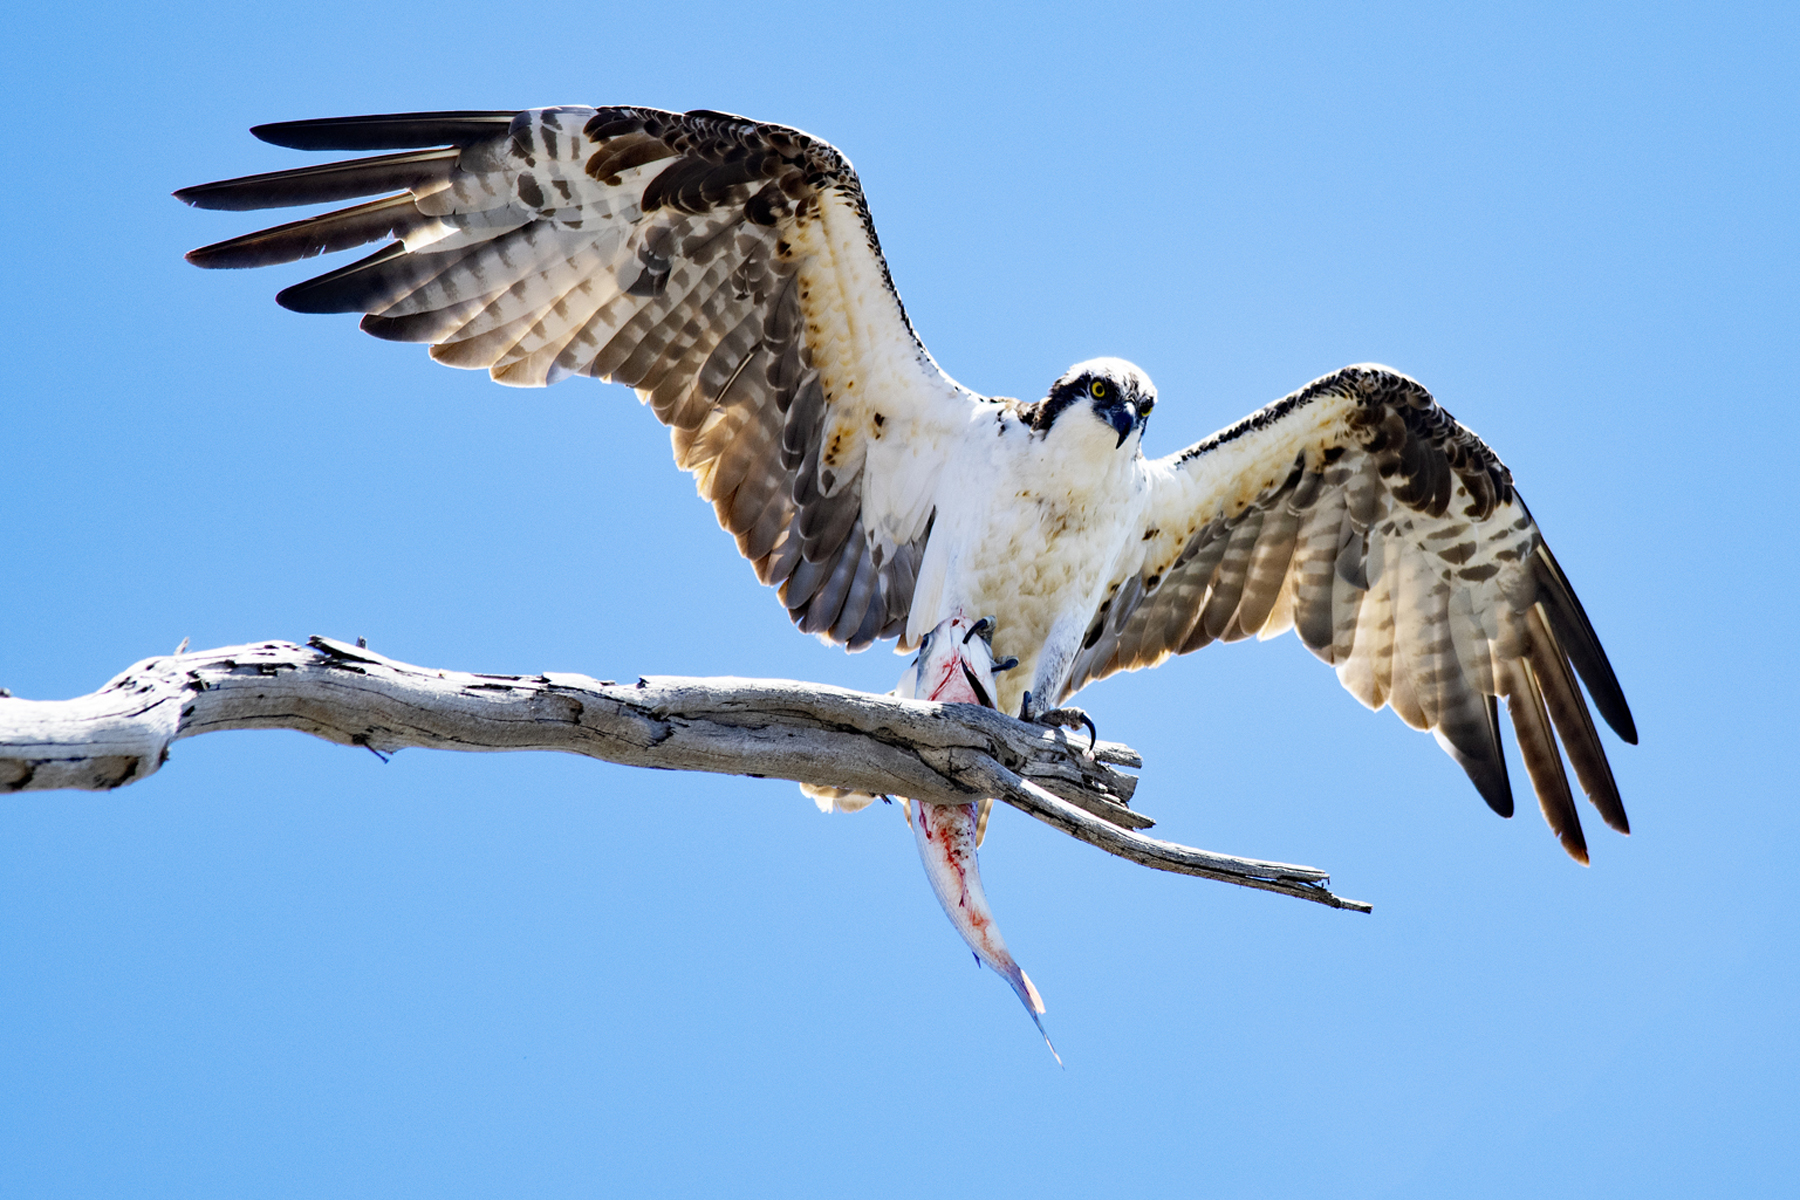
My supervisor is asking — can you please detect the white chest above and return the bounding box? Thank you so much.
[907,412,1153,706]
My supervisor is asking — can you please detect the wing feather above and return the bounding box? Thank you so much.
[181,105,981,648]
[182,194,435,269]
[1065,365,1634,858]
[1339,540,1397,712]
[1199,508,1265,642]
[1499,656,1588,863]
[1290,482,1349,655]
[1525,604,1629,833]
[1236,499,1301,637]
[175,147,463,214]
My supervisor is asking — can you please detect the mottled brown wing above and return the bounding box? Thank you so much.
[178,106,979,650]
[1064,366,1636,861]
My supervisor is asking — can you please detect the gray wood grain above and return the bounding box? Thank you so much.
[0,636,1368,912]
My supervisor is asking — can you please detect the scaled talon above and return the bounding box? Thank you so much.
[1020,690,1099,754]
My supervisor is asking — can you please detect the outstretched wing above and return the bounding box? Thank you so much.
[179,106,982,649]
[1065,366,1636,861]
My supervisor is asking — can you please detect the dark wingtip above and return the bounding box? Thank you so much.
[273,242,406,313]
[1531,539,1638,745]
[252,120,311,148]
[251,111,516,151]
[1606,696,1640,746]
[173,178,268,212]
[1474,769,1515,820]
[1446,694,1514,818]
[169,150,461,215]
[274,280,326,313]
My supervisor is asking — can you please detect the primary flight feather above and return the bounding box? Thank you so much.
[179,104,1637,866]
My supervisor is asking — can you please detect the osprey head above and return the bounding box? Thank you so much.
[1036,358,1157,449]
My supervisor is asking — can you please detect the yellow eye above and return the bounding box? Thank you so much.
[1140,397,1154,414]
[1090,380,1108,399]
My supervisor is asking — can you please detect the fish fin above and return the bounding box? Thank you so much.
[1014,973,1061,1065]
[1019,967,1047,1015]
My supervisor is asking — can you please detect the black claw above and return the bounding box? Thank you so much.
[964,615,996,645]
[1062,713,1095,753]
[992,655,1020,672]
[1033,705,1098,754]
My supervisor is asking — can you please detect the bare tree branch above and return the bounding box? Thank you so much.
[0,637,1371,913]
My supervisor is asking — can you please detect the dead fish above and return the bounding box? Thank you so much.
[901,614,1057,1063]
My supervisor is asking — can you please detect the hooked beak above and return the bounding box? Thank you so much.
[1108,402,1137,448]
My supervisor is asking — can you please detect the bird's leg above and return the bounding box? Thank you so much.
[1041,707,1099,754]
[1019,690,1098,754]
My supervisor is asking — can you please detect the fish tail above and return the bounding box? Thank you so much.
[910,798,1057,1059]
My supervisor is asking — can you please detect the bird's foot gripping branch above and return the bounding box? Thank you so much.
[0,636,1368,913]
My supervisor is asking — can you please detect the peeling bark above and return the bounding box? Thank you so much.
[0,636,1369,912]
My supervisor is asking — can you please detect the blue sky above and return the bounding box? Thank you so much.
[3,2,1795,1196]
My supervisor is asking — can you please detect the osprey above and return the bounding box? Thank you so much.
[178,105,1637,867]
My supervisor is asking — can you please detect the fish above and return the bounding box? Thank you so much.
[897,614,1058,1063]
[798,613,1057,1060]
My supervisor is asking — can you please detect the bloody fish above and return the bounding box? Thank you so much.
[898,614,1058,1063]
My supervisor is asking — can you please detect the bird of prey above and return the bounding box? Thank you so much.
[178,104,1637,868]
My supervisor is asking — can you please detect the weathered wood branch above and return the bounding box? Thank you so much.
[0,637,1370,912]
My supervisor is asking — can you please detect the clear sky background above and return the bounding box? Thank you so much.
[3,2,1795,1196]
